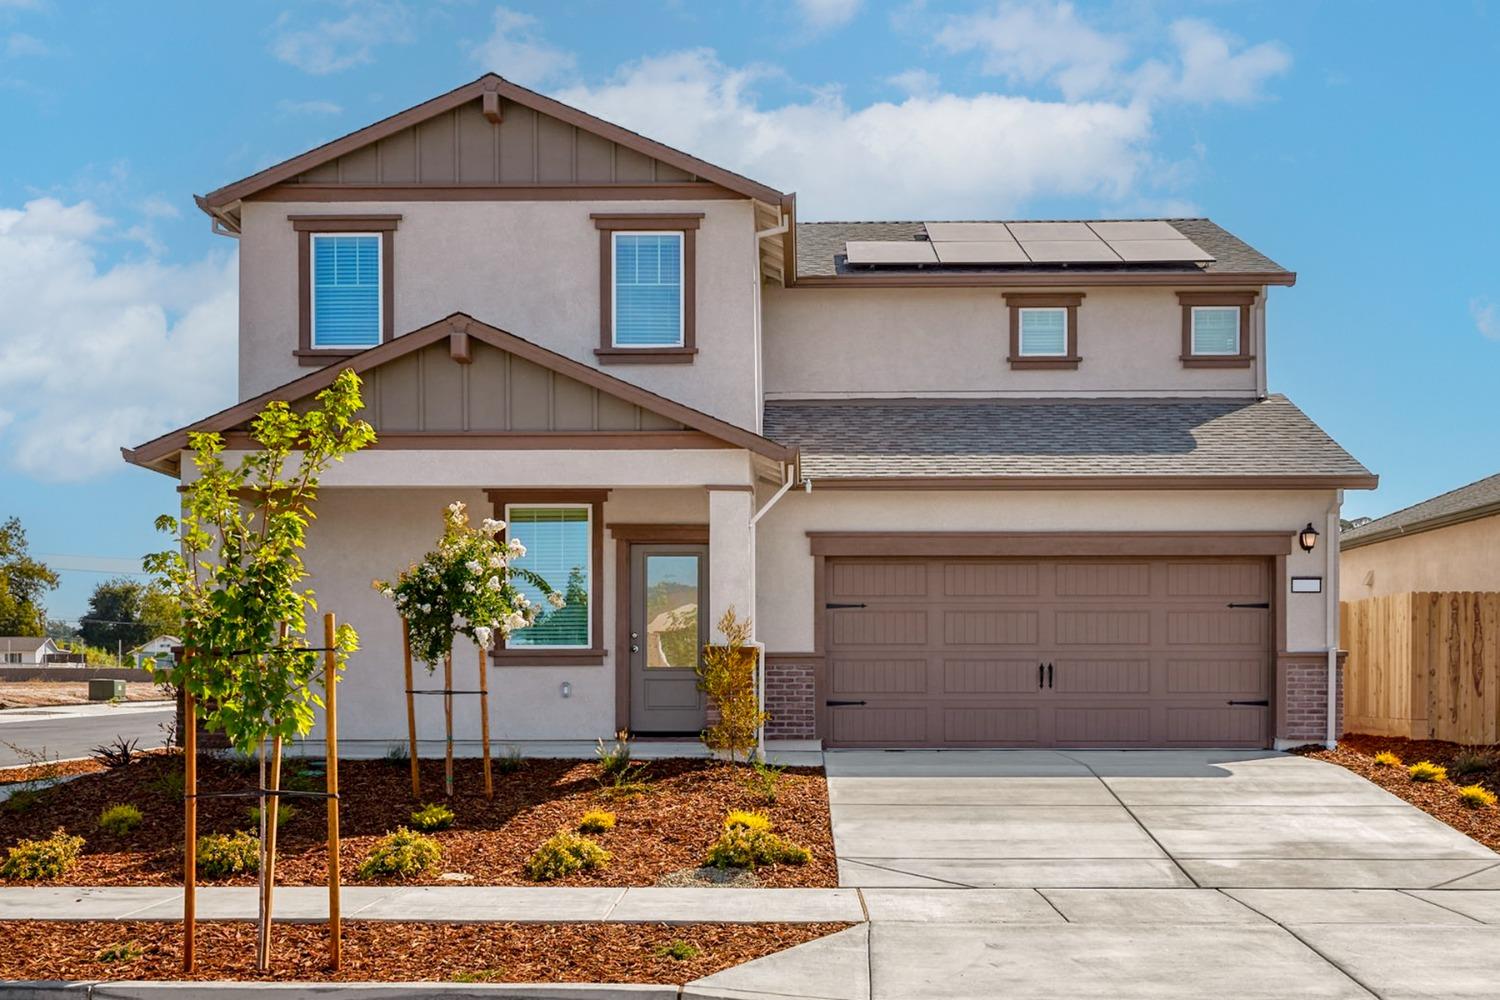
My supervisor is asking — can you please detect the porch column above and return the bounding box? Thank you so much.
[708,487,755,641]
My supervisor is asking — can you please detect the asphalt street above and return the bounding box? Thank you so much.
[0,702,176,766]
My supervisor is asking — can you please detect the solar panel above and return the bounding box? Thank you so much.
[1087,221,1183,241]
[932,240,1028,264]
[1105,239,1215,262]
[844,241,938,265]
[1018,240,1122,263]
[924,222,1014,242]
[1007,222,1097,241]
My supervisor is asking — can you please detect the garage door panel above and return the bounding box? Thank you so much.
[944,658,1039,694]
[1166,658,1267,694]
[1053,659,1151,694]
[944,562,1039,597]
[1167,610,1266,646]
[945,707,1041,743]
[1056,610,1151,645]
[943,609,1038,645]
[1166,561,1266,598]
[833,609,927,646]
[1167,707,1266,744]
[831,705,927,744]
[1055,707,1152,744]
[1055,562,1152,596]
[831,658,928,695]
[830,561,928,598]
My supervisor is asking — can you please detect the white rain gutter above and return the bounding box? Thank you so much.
[1325,490,1343,748]
[747,462,800,760]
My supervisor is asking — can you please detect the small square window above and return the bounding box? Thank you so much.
[311,233,382,349]
[612,232,684,348]
[1190,306,1240,356]
[1018,307,1069,356]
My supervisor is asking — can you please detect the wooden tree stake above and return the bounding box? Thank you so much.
[258,734,284,972]
[443,651,455,798]
[182,685,197,974]
[478,645,493,799]
[324,613,342,971]
[402,619,420,798]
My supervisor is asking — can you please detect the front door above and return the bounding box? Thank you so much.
[629,544,709,734]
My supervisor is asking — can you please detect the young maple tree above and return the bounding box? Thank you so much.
[696,607,768,764]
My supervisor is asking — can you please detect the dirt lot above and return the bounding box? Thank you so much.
[0,752,837,888]
[1296,734,1500,852]
[0,681,167,709]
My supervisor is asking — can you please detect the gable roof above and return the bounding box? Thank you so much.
[198,74,789,229]
[0,637,53,653]
[124,312,796,474]
[764,395,1374,488]
[792,218,1294,286]
[1341,472,1500,549]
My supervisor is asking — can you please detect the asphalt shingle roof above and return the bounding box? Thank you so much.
[764,395,1373,483]
[1341,472,1500,546]
[794,218,1288,279]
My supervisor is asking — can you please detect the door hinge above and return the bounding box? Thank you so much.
[825,699,867,707]
[825,602,867,609]
[1227,602,1270,609]
[1227,699,1270,706]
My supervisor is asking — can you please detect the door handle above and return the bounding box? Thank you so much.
[630,645,640,653]
[1048,663,1054,689]
[1038,663,1044,689]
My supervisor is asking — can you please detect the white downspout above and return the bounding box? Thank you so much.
[1325,490,1343,748]
[1255,287,1269,399]
[747,463,799,759]
[752,213,789,437]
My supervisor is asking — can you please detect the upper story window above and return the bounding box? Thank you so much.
[1003,292,1083,370]
[290,214,400,366]
[1177,291,1256,368]
[592,212,703,365]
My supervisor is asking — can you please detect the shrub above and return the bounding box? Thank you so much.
[98,804,143,835]
[148,768,186,799]
[724,809,772,832]
[743,758,785,803]
[90,736,141,770]
[577,809,616,834]
[1451,750,1496,778]
[3,788,43,814]
[595,730,633,780]
[525,831,610,881]
[655,940,700,960]
[96,940,144,964]
[383,743,410,767]
[1458,784,1498,809]
[495,746,525,774]
[1372,751,1402,768]
[705,826,810,870]
[1409,761,1448,783]
[1,828,85,880]
[246,803,296,829]
[451,970,503,983]
[410,802,456,831]
[696,608,766,763]
[357,827,441,881]
[197,831,259,878]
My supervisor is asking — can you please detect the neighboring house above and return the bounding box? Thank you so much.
[1340,473,1500,598]
[128,635,181,670]
[0,636,64,666]
[124,75,1375,751]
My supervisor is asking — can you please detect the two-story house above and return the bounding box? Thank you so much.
[126,75,1375,753]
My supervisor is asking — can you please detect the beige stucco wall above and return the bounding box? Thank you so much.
[238,198,761,429]
[752,488,1337,653]
[761,284,1263,398]
[1340,515,1500,600]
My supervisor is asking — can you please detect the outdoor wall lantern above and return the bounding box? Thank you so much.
[1298,522,1320,553]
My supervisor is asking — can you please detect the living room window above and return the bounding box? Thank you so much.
[290,214,399,366]
[1177,291,1257,368]
[1003,292,1084,369]
[592,213,702,364]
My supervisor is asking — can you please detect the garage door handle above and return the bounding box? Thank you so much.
[1227,699,1269,706]
[1227,602,1270,609]
[1048,663,1054,689]
[1038,664,1044,689]
[825,699,866,707]
[825,602,867,609]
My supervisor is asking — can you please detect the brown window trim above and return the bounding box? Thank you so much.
[291,214,400,367]
[1177,291,1257,368]
[486,489,609,666]
[592,213,702,365]
[1003,292,1084,369]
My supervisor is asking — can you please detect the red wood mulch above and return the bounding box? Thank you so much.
[0,752,837,888]
[1294,734,1500,852]
[0,920,850,983]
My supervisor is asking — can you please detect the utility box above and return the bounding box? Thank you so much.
[89,678,126,702]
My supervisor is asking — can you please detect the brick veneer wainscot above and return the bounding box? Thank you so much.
[1281,657,1345,744]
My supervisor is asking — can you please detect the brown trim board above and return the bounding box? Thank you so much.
[1005,292,1083,370]
[1178,290,1257,368]
[219,431,737,452]
[257,183,744,204]
[805,474,1380,491]
[790,271,1296,289]
[293,215,400,364]
[593,214,702,365]
[807,531,1296,558]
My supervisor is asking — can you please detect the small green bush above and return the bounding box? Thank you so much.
[3,788,44,814]
[197,830,259,878]
[595,731,633,780]
[705,811,809,870]
[1409,760,1448,783]
[98,804,143,835]
[246,803,296,829]
[495,746,525,774]
[451,970,503,983]
[1,828,85,881]
[148,768,186,799]
[1372,750,1402,767]
[96,940,144,964]
[724,809,772,832]
[1458,784,1498,809]
[357,827,442,881]
[577,809,616,834]
[410,802,456,831]
[743,758,786,803]
[525,830,610,881]
[1451,750,1496,778]
[383,743,410,767]
[655,940,700,960]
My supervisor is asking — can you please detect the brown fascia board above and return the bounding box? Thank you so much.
[788,270,1296,289]
[122,312,796,473]
[805,473,1379,491]
[1339,500,1500,551]
[197,74,787,224]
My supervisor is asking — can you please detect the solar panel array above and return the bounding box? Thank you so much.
[845,221,1215,268]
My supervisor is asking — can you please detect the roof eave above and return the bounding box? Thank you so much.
[805,473,1377,491]
[790,270,1296,289]
[1340,499,1500,550]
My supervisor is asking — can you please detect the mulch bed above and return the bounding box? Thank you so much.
[1294,734,1500,852]
[0,752,837,888]
[1,758,109,784]
[0,920,850,983]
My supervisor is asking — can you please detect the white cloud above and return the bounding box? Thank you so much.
[276,98,344,116]
[270,2,412,75]
[468,6,575,87]
[138,194,180,220]
[1473,298,1499,341]
[0,198,237,481]
[558,50,1152,219]
[1133,20,1291,106]
[796,0,861,31]
[4,31,48,57]
[886,67,939,97]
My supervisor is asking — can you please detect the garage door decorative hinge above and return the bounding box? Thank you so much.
[825,699,867,707]
[1226,601,1270,609]
[825,602,867,609]
[1227,699,1270,706]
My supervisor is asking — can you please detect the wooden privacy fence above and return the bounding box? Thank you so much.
[1341,592,1500,744]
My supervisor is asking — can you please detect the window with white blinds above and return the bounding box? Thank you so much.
[1191,306,1241,355]
[612,232,683,347]
[505,505,591,649]
[1018,307,1068,356]
[311,234,382,348]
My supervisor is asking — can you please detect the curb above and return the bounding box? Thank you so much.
[2,983,682,999]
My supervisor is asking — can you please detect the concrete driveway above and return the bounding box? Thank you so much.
[687,749,1500,1000]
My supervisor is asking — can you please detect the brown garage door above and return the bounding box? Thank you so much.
[823,557,1272,748]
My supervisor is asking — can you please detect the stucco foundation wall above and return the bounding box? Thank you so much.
[761,284,1261,399]
[293,486,707,752]
[238,199,760,429]
[1340,515,1500,600]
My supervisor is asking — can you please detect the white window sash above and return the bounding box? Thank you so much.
[503,502,593,650]
[611,230,685,349]
[1190,306,1241,356]
[310,232,383,350]
[1017,307,1069,357]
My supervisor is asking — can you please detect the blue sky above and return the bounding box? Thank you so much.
[1,0,1497,622]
